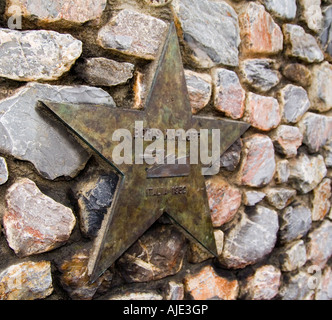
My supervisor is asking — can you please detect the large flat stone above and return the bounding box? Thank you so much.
[0,83,115,180]
[172,0,240,68]
[6,0,107,26]
[0,28,82,81]
[97,9,168,60]
[219,206,279,269]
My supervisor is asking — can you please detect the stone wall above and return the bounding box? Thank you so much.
[0,0,331,300]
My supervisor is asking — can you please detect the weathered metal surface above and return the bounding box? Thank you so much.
[40,23,250,282]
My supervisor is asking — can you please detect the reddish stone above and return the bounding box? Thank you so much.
[239,2,283,55]
[240,265,281,300]
[270,125,303,158]
[311,178,332,221]
[238,135,276,187]
[184,265,239,300]
[245,93,281,131]
[213,68,245,119]
[205,177,242,227]
[3,178,76,257]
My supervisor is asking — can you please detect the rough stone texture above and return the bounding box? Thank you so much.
[315,266,332,300]
[240,265,281,300]
[144,0,172,6]
[172,0,240,68]
[239,2,283,55]
[0,28,82,81]
[299,0,323,33]
[279,271,314,300]
[240,59,280,92]
[309,62,332,112]
[97,9,168,60]
[288,154,327,194]
[117,225,186,283]
[205,177,242,227]
[279,204,312,243]
[0,156,8,185]
[283,24,324,63]
[184,70,212,115]
[243,191,266,206]
[320,6,332,57]
[244,93,281,131]
[275,160,290,184]
[213,68,245,119]
[6,0,107,26]
[219,206,279,269]
[282,63,312,87]
[3,178,76,257]
[0,83,115,180]
[311,178,332,221]
[265,187,296,210]
[0,261,53,300]
[75,58,135,87]
[307,220,332,267]
[270,125,303,158]
[220,139,242,172]
[324,140,332,167]
[279,84,310,124]
[59,250,111,300]
[279,240,307,272]
[238,134,276,187]
[166,281,184,300]
[184,265,239,300]
[298,113,332,153]
[261,0,297,20]
[74,170,119,238]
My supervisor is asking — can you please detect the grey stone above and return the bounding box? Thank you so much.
[315,267,332,300]
[172,0,240,68]
[213,68,245,119]
[240,59,280,92]
[279,240,307,272]
[184,70,212,115]
[106,292,163,300]
[3,178,76,257]
[97,9,168,60]
[275,160,290,184]
[283,24,324,63]
[279,271,314,300]
[219,206,279,269]
[265,188,296,210]
[243,191,266,206]
[0,261,53,300]
[76,58,135,87]
[309,62,332,112]
[166,281,184,301]
[270,125,303,158]
[0,83,115,180]
[0,156,8,185]
[220,139,242,172]
[320,5,332,57]
[74,170,119,239]
[279,204,312,243]
[288,154,327,194]
[299,0,323,33]
[324,139,332,167]
[307,220,332,267]
[6,0,107,26]
[297,113,332,153]
[261,0,297,20]
[0,28,82,81]
[279,84,310,124]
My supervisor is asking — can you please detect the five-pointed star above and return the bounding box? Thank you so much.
[41,23,250,282]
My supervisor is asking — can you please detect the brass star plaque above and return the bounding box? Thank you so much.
[41,23,250,282]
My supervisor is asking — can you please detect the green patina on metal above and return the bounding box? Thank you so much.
[40,23,250,282]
